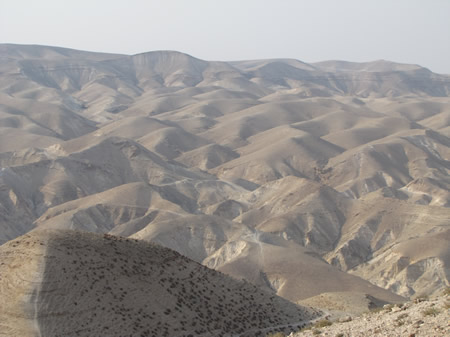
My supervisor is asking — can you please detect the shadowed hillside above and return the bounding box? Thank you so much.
[0,230,320,337]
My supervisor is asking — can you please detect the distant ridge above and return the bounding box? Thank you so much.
[312,59,425,72]
[1,43,449,97]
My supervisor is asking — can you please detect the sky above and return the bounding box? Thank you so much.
[1,0,450,74]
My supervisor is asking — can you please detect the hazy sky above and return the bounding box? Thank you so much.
[1,0,449,73]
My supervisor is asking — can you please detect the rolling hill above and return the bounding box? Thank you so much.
[0,44,448,321]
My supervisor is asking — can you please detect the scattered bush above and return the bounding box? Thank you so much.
[371,305,388,313]
[394,320,404,327]
[422,307,440,316]
[265,332,285,337]
[314,319,332,328]
[415,294,429,302]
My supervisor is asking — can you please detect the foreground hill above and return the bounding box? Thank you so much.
[0,44,449,305]
[0,230,320,337]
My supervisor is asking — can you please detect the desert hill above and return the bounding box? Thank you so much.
[0,229,322,337]
[0,44,449,310]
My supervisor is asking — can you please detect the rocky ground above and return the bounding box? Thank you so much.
[289,291,449,337]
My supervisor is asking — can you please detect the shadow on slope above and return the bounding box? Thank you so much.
[0,230,320,337]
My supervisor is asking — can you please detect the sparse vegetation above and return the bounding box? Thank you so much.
[415,294,429,302]
[370,305,388,313]
[266,332,285,337]
[422,307,440,316]
[314,319,332,328]
[0,230,320,336]
[393,320,404,327]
